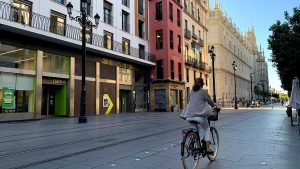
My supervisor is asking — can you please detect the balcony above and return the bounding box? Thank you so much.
[197,38,204,47]
[199,61,207,70]
[184,29,191,39]
[0,1,155,63]
[192,33,198,39]
[185,56,198,67]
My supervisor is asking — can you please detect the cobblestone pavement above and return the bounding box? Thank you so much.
[0,103,299,169]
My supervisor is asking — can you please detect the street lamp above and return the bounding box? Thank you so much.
[208,46,216,103]
[262,82,265,104]
[66,1,100,123]
[250,73,253,101]
[232,61,238,109]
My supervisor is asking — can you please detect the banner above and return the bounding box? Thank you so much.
[1,87,15,109]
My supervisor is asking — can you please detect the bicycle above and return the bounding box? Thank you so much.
[181,108,220,169]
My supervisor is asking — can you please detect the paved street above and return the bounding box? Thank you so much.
[0,103,299,169]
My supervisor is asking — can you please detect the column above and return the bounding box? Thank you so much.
[116,66,120,113]
[35,50,43,119]
[68,57,75,117]
[95,62,100,115]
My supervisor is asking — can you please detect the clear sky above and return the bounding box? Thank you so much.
[208,0,299,92]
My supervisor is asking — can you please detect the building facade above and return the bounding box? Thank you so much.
[148,0,185,112]
[0,0,154,121]
[182,0,210,100]
[207,1,265,105]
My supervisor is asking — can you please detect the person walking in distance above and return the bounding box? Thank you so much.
[182,78,217,154]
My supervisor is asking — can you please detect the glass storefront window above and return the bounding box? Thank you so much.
[0,43,36,70]
[0,72,34,113]
[43,52,70,75]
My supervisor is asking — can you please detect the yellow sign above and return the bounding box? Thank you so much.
[103,94,113,114]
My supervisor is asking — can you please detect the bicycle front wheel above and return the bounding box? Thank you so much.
[207,127,219,161]
[181,132,200,169]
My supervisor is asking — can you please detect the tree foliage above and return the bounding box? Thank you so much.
[268,7,300,93]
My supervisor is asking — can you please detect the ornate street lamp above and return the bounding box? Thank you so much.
[232,61,238,109]
[208,46,216,103]
[66,1,100,123]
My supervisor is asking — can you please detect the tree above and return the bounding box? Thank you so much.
[268,7,300,93]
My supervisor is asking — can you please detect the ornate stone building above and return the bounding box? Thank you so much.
[207,0,268,105]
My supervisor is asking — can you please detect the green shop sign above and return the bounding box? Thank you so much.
[1,87,15,109]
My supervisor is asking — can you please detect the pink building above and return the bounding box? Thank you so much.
[148,0,185,112]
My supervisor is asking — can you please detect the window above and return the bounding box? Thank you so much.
[169,3,173,21]
[178,63,182,81]
[53,0,65,5]
[177,9,181,27]
[156,30,163,49]
[156,2,162,21]
[104,31,113,50]
[186,87,190,99]
[200,73,202,78]
[138,0,144,15]
[170,30,173,50]
[122,38,130,55]
[205,74,208,86]
[122,0,130,7]
[192,25,195,35]
[11,0,32,25]
[186,68,189,82]
[81,0,92,16]
[184,0,187,10]
[50,11,66,36]
[139,44,145,59]
[197,8,200,21]
[194,71,196,81]
[122,10,130,32]
[104,1,113,25]
[157,60,163,79]
[185,19,188,30]
[178,35,181,53]
[185,45,188,58]
[0,43,36,70]
[138,20,145,39]
[171,60,174,80]
[0,73,34,113]
[43,52,70,74]
[191,2,194,16]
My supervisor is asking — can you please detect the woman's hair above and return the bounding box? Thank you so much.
[192,77,204,91]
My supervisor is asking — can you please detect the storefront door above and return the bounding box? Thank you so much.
[42,84,67,117]
[120,90,131,113]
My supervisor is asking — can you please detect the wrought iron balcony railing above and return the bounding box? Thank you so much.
[199,61,207,70]
[0,1,155,62]
[185,56,198,66]
[184,29,191,39]
[198,38,204,47]
[192,33,198,39]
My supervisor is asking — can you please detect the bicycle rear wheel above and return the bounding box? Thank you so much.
[181,132,200,169]
[207,127,219,161]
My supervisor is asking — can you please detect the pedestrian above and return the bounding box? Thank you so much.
[180,77,217,154]
[218,98,223,108]
[281,100,284,107]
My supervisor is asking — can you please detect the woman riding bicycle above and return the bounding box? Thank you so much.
[181,77,217,154]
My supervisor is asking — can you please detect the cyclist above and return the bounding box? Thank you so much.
[181,77,217,154]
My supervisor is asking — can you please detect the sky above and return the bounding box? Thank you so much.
[208,0,299,92]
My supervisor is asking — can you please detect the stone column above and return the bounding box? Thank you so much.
[95,62,100,115]
[68,57,75,117]
[116,66,120,113]
[35,50,43,119]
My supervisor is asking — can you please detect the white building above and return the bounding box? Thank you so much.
[0,0,153,121]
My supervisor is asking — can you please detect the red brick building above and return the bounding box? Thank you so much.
[148,0,185,112]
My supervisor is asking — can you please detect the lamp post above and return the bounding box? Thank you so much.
[262,82,265,104]
[66,1,100,123]
[250,73,253,101]
[232,61,238,109]
[208,46,216,103]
